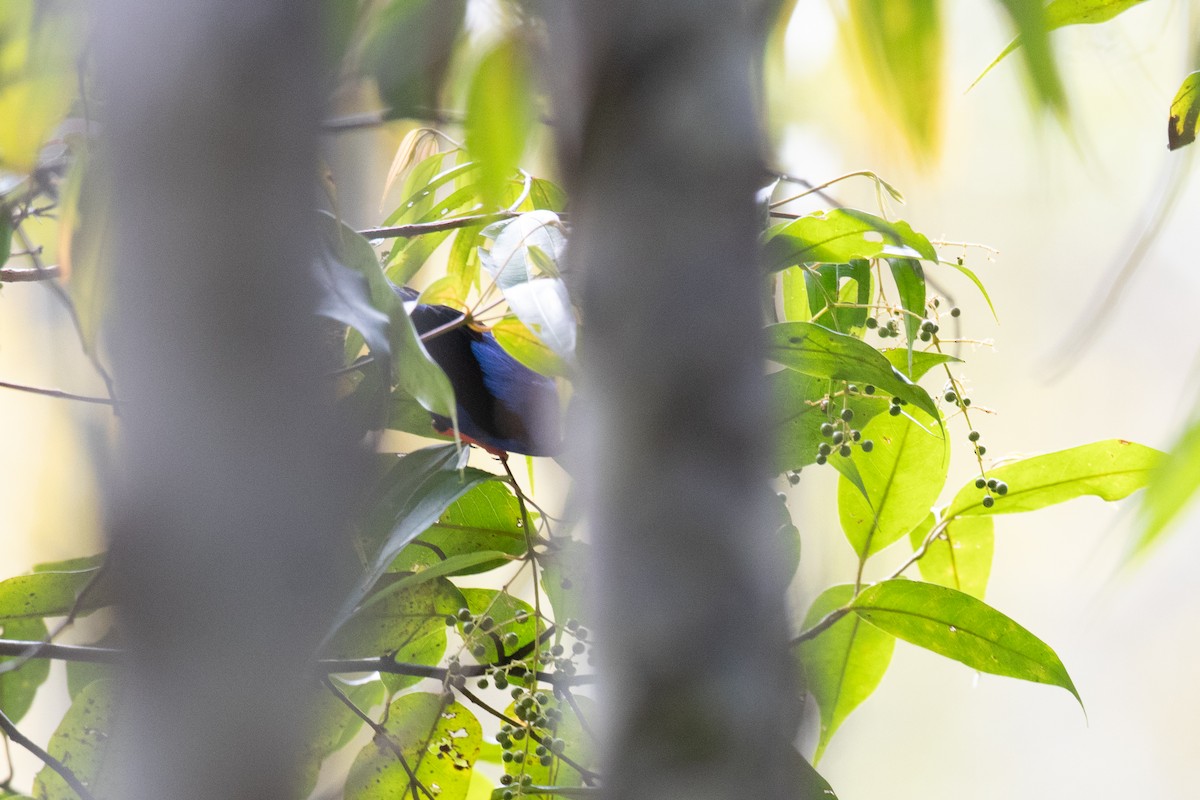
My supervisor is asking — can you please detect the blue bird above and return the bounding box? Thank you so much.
[394,286,561,457]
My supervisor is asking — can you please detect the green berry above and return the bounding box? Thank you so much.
[920,331,932,342]
[866,317,878,329]
[478,678,489,689]
[982,495,995,508]
[472,644,487,658]
[950,307,961,317]
[968,430,980,442]
[944,391,957,403]
[976,445,987,456]
[975,477,986,489]
[463,621,475,633]
[889,405,902,416]
[500,774,514,786]
[962,398,971,406]
[839,445,852,457]
[540,754,554,766]
[986,478,998,490]
[445,614,457,626]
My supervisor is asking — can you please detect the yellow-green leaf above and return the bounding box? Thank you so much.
[1168,71,1200,151]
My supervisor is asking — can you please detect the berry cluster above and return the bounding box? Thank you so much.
[814,402,874,465]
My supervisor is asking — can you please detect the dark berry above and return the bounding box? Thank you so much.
[864,385,876,395]
[982,495,995,508]
[820,422,834,437]
[944,391,957,403]
[968,430,980,442]
[861,440,874,452]
[996,482,1009,496]
[889,405,902,416]
[815,454,827,465]
[976,445,987,456]
[839,445,852,457]
[975,477,986,489]
[831,431,844,445]
[866,317,878,329]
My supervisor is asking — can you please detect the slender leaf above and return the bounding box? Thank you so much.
[945,439,1161,518]
[466,34,534,207]
[838,409,948,559]
[797,585,895,762]
[345,693,481,800]
[763,209,936,272]
[889,258,925,368]
[941,258,998,321]
[1135,413,1200,557]
[972,0,1067,112]
[881,348,960,380]
[0,567,110,622]
[909,514,994,599]
[852,580,1081,705]
[766,322,939,419]
[1169,71,1200,151]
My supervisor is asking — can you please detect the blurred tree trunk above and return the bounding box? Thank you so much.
[546,3,802,800]
[94,2,364,799]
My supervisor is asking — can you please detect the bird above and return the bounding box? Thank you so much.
[393,285,562,457]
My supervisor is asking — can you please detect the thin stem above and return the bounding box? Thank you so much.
[769,170,886,209]
[0,265,62,282]
[0,708,94,800]
[0,380,116,406]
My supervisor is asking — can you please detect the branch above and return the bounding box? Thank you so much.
[0,265,62,282]
[0,707,95,800]
[357,211,518,241]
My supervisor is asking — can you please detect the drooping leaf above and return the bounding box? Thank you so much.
[941,258,998,321]
[361,0,466,120]
[908,514,994,599]
[33,679,114,800]
[763,209,936,272]
[881,348,960,380]
[0,618,49,722]
[844,0,943,157]
[888,258,925,367]
[838,409,948,559]
[466,34,534,207]
[797,585,895,762]
[390,481,530,575]
[766,322,939,420]
[460,588,540,663]
[1168,71,1200,151]
[345,693,481,800]
[852,580,1081,704]
[326,446,492,644]
[944,439,1161,519]
[971,0,1067,113]
[1134,413,1200,558]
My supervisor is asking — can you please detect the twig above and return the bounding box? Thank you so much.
[321,677,435,800]
[0,380,117,406]
[0,708,95,800]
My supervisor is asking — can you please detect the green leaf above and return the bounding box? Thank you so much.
[771,371,891,473]
[853,580,1080,704]
[838,409,948,559]
[362,0,466,120]
[881,348,960,380]
[327,575,464,659]
[888,258,925,367]
[502,279,577,362]
[804,261,872,334]
[345,693,481,800]
[466,34,534,208]
[909,514,994,599]
[391,481,530,575]
[971,0,1067,113]
[763,209,936,272]
[945,439,1161,519]
[0,212,11,267]
[461,588,540,663]
[0,618,49,722]
[772,493,802,584]
[298,678,386,797]
[66,629,117,700]
[0,567,110,622]
[34,679,114,800]
[491,316,572,378]
[797,585,894,762]
[844,0,942,157]
[326,446,492,644]
[1134,413,1200,557]
[766,322,940,420]
[791,748,840,799]
[941,258,998,321]
[480,211,567,290]
[780,265,809,322]
[539,539,589,636]
[1168,71,1200,151]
